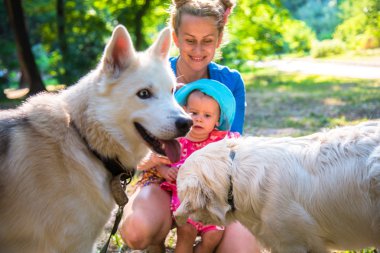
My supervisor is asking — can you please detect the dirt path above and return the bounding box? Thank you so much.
[256,58,380,79]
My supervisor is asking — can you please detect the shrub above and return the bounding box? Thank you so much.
[311,39,346,58]
[281,19,316,54]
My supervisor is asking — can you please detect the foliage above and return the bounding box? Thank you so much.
[280,19,316,53]
[2,0,168,87]
[311,39,346,58]
[1,0,379,88]
[222,0,291,66]
[281,0,341,40]
[0,3,19,77]
[334,0,380,50]
[220,0,319,68]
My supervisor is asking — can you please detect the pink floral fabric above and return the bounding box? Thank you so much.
[161,130,240,234]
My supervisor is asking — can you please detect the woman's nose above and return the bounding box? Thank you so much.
[193,43,203,52]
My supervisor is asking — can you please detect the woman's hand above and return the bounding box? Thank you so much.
[176,82,185,91]
[157,165,178,183]
[137,151,171,171]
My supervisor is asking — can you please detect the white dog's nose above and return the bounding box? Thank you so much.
[175,116,193,136]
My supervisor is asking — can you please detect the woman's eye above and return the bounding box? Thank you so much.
[137,89,152,99]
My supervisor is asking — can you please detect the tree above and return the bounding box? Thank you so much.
[103,0,166,50]
[4,0,46,95]
[334,0,380,49]
[56,0,71,85]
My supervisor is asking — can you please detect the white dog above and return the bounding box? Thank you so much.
[175,121,380,253]
[0,25,192,253]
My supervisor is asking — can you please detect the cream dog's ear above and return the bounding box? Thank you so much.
[174,199,190,226]
[225,137,240,150]
[206,203,229,225]
[175,177,210,224]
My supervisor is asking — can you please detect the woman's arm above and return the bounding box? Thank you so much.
[230,74,246,134]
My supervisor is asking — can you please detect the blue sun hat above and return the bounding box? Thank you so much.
[175,79,236,131]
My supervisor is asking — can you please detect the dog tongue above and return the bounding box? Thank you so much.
[162,140,181,163]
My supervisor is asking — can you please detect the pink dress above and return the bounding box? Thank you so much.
[161,130,240,234]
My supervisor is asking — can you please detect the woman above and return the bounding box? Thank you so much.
[120,0,260,252]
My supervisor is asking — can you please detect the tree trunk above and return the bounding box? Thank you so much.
[135,0,151,50]
[4,0,46,96]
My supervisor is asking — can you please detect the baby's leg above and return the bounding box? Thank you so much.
[175,223,197,253]
[194,229,223,253]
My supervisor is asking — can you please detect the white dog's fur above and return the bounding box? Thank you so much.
[175,121,380,253]
[0,25,192,253]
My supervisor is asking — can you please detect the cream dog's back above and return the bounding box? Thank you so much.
[176,121,380,253]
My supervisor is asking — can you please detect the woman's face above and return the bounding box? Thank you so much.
[173,14,222,72]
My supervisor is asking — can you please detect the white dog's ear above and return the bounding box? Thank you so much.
[147,27,172,60]
[101,25,136,78]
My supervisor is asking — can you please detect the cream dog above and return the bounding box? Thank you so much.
[175,121,380,253]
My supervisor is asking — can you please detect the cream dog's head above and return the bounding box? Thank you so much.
[174,138,239,226]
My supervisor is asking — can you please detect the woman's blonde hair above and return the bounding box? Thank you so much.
[169,0,236,35]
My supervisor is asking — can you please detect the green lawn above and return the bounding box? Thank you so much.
[243,67,380,137]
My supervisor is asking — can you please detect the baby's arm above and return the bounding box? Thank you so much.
[157,165,178,183]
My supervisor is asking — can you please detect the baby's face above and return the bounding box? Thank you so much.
[185,91,220,138]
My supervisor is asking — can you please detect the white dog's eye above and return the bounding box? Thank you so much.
[137,89,152,99]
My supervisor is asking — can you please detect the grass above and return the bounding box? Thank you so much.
[243,67,380,137]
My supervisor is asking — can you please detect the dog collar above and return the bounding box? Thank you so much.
[71,121,135,178]
[228,150,236,212]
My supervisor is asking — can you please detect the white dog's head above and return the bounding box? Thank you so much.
[174,138,239,226]
[92,25,192,163]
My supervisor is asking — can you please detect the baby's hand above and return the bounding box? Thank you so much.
[157,165,178,182]
[137,151,171,171]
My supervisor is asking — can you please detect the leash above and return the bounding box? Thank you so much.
[71,121,135,253]
[100,173,133,253]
